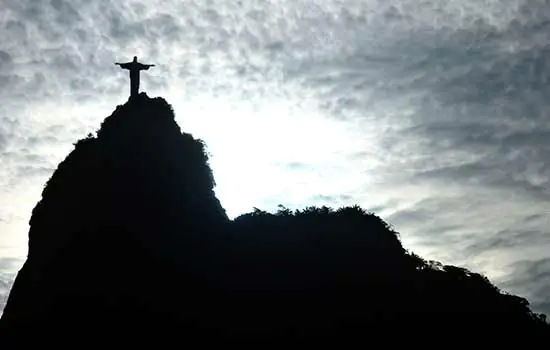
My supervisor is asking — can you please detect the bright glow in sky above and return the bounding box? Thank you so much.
[2,0,550,316]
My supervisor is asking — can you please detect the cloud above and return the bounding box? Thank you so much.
[0,258,22,317]
[1,0,550,317]
[498,258,550,315]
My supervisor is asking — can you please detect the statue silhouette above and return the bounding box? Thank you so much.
[115,56,155,98]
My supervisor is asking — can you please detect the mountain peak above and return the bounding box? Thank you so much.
[1,96,229,334]
[97,92,180,140]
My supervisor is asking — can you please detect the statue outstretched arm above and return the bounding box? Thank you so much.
[138,63,156,70]
[115,62,132,69]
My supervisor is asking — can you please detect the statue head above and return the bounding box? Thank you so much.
[133,56,138,62]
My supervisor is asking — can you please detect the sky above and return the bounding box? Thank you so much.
[1,0,550,316]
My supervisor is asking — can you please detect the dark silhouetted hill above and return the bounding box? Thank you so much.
[0,93,548,344]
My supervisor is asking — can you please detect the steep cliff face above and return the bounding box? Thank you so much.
[28,93,227,261]
[0,93,229,337]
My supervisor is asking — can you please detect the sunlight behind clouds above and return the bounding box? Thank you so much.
[170,89,380,218]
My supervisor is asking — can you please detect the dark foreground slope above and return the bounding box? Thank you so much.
[0,94,548,344]
[0,94,230,342]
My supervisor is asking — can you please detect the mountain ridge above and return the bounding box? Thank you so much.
[1,93,547,343]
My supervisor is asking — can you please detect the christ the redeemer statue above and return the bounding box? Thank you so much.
[115,56,155,98]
